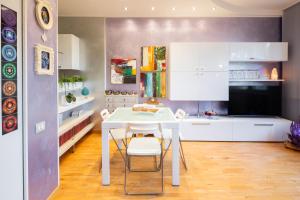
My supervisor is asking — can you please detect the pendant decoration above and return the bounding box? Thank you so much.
[1,5,18,135]
[35,0,53,43]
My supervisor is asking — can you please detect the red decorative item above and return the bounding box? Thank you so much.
[2,97,17,115]
[2,115,17,134]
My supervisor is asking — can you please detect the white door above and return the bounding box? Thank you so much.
[0,0,23,199]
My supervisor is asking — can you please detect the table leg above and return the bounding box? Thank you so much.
[102,128,110,185]
[172,127,180,186]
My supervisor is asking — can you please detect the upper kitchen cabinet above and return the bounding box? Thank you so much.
[58,34,80,70]
[169,42,229,72]
[230,42,288,62]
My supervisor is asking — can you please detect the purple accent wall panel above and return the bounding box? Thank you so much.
[106,17,281,115]
[27,0,58,199]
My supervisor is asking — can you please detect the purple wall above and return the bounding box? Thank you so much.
[106,18,281,115]
[27,0,58,199]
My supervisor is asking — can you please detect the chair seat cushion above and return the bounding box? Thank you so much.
[110,128,132,140]
[127,137,161,156]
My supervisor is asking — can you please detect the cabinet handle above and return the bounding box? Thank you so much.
[249,57,255,60]
[192,122,211,126]
[254,124,274,127]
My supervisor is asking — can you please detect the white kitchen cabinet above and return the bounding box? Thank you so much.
[232,119,274,141]
[169,43,229,72]
[180,117,291,142]
[180,119,233,141]
[169,71,229,101]
[230,42,288,62]
[58,34,80,70]
[169,42,230,101]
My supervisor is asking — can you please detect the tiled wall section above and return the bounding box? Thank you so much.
[27,0,58,199]
[106,18,281,115]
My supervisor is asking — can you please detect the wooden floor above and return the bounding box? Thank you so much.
[50,131,300,200]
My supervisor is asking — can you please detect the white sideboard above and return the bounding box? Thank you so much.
[169,42,229,101]
[180,117,291,142]
[105,95,138,112]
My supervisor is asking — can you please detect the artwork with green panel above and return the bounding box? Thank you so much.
[140,46,167,98]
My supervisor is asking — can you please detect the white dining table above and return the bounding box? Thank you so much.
[101,107,180,186]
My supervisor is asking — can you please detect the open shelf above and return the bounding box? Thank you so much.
[59,122,95,157]
[58,96,95,114]
[59,110,95,136]
[230,79,285,82]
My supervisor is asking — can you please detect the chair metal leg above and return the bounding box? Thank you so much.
[179,139,188,170]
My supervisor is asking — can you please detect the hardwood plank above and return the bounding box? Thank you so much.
[50,131,300,200]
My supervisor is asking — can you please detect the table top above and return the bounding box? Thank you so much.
[105,107,177,123]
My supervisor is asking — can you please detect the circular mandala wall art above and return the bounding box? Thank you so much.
[2,81,16,96]
[2,97,17,115]
[2,63,17,79]
[2,27,17,44]
[2,7,17,27]
[3,115,17,133]
[2,44,17,62]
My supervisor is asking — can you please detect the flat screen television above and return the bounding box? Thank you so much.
[228,86,281,116]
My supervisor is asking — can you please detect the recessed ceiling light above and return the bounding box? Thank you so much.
[124,7,128,11]
[192,7,196,11]
[212,7,216,11]
[172,7,176,11]
[151,6,155,11]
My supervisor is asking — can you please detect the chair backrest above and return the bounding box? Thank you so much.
[100,109,110,120]
[175,109,186,120]
[127,122,162,137]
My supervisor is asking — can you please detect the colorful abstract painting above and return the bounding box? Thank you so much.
[1,5,18,135]
[140,46,167,98]
[111,58,136,84]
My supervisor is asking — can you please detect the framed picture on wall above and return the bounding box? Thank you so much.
[34,44,54,75]
[111,58,137,84]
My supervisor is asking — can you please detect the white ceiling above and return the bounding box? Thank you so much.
[58,0,300,17]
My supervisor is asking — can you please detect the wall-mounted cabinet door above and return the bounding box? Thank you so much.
[169,43,199,72]
[169,43,229,72]
[230,42,288,62]
[169,71,229,101]
[196,43,230,71]
[58,34,80,70]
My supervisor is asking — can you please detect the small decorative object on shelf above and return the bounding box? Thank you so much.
[81,87,90,97]
[271,67,279,80]
[65,93,76,104]
[105,90,138,96]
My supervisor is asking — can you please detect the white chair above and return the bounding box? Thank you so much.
[99,109,132,172]
[162,109,188,170]
[124,122,164,195]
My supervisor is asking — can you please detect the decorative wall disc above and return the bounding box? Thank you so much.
[2,27,17,43]
[2,98,17,115]
[2,81,16,96]
[2,115,17,134]
[2,44,17,62]
[2,63,17,79]
[1,6,17,27]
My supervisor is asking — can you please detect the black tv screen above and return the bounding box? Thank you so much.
[228,86,282,116]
